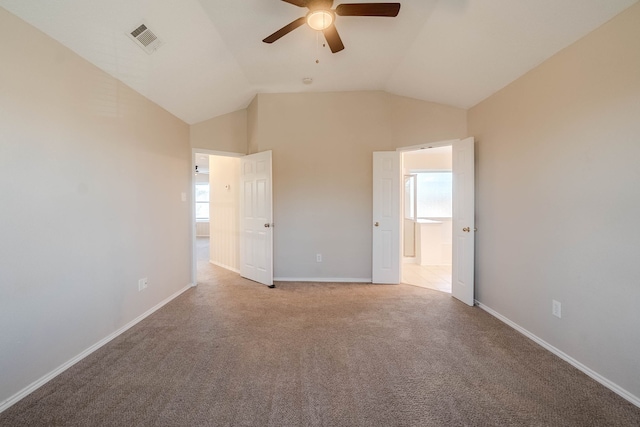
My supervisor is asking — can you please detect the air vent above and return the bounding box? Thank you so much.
[127,23,163,54]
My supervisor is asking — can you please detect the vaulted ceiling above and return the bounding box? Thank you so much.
[1,0,637,124]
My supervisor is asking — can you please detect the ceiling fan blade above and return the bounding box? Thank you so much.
[323,25,344,53]
[335,3,400,17]
[263,17,307,44]
[282,0,309,7]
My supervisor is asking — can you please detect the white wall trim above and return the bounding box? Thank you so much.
[396,139,459,153]
[0,284,193,414]
[191,148,245,158]
[209,260,240,274]
[476,301,640,409]
[275,277,372,283]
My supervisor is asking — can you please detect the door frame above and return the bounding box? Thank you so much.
[393,139,474,304]
[395,139,458,286]
[396,139,459,154]
[190,148,245,287]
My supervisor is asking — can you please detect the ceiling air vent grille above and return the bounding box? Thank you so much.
[128,23,163,54]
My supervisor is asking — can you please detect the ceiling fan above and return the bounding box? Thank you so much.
[262,0,401,53]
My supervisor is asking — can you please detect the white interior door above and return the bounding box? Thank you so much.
[372,151,400,284]
[451,137,475,305]
[240,151,273,287]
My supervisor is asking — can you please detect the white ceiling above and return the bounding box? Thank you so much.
[1,0,637,124]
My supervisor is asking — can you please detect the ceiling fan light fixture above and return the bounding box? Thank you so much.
[306,10,334,31]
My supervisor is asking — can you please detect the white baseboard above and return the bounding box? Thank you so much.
[209,260,239,274]
[0,284,193,414]
[476,300,640,409]
[274,277,372,283]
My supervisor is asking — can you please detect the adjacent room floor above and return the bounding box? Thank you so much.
[402,263,452,293]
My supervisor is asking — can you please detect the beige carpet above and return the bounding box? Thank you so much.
[1,262,639,426]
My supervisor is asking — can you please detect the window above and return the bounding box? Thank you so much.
[416,171,452,218]
[195,183,210,221]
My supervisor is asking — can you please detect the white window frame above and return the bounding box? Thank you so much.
[409,169,453,220]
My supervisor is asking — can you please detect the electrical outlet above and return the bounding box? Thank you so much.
[316,253,322,262]
[552,300,561,318]
[138,278,148,291]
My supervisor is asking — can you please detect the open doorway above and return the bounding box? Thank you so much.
[192,150,242,285]
[194,153,211,273]
[401,146,453,293]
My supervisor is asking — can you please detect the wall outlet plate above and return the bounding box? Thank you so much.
[316,254,322,262]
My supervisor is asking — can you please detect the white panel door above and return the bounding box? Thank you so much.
[240,151,273,287]
[452,138,475,306]
[372,151,400,284]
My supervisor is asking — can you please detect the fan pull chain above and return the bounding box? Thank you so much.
[314,31,327,64]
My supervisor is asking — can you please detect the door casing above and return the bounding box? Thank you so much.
[373,138,475,305]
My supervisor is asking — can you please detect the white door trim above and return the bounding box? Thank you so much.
[395,139,459,153]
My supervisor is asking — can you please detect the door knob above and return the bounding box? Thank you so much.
[463,227,470,232]
[264,223,271,228]
[374,222,379,227]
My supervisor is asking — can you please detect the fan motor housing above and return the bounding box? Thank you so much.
[308,0,334,11]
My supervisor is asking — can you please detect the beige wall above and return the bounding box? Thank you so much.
[390,96,467,147]
[249,91,466,279]
[0,8,191,406]
[190,109,247,154]
[469,3,640,400]
[209,156,240,272]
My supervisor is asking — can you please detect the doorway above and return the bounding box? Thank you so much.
[191,149,243,286]
[194,153,211,273]
[373,138,474,304]
[401,146,453,293]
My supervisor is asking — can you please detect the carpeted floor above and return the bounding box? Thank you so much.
[1,259,639,426]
